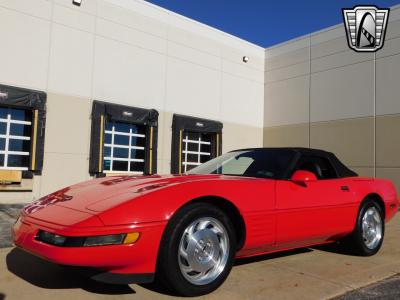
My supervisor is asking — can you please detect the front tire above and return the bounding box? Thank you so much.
[156,203,236,296]
[345,199,384,256]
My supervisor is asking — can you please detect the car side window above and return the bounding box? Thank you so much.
[295,155,337,180]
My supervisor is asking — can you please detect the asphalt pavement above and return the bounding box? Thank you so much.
[335,274,400,299]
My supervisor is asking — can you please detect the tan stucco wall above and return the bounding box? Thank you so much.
[263,124,309,148]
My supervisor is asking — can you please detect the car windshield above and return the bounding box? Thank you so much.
[187,149,296,179]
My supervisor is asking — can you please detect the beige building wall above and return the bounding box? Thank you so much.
[0,0,265,203]
[264,5,400,192]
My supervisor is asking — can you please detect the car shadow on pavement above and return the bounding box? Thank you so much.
[235,247,313,266]
[6,248,135,295]
[312,241,355,256]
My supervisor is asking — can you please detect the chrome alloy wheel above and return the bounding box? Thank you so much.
[362,207,383,249]
[178,217,230,285]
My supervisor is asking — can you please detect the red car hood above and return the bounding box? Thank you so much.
[24,174,221,218]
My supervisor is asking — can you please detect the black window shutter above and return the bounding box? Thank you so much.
[171,114,223,174]
[0,84,46,177]
[89,100,158,176]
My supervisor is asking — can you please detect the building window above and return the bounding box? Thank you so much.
[0,84,47,179]
[171,114,223,174]
[103,121,146,174]
[0,107,32,170]
[181,131,212,173]
[89,101,158,177]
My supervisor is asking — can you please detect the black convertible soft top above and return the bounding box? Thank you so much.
[231,147,358,179]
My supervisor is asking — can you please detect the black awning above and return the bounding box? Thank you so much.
[91,100,158,126]
[172,114,223,133]
[0,84,46,111]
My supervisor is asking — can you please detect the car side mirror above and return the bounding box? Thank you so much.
[291,170,317,185]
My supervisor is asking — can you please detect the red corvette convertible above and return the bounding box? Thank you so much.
[13,148,398,296]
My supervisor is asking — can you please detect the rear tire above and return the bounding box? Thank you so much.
[345,199,384,256]
[156,203,236,296]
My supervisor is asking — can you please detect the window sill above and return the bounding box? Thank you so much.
[0,178,33,192]
[104,172,143,177]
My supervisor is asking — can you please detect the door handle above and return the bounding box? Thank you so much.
[341,186,350,191]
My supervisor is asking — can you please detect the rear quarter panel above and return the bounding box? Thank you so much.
[348,177,398,222]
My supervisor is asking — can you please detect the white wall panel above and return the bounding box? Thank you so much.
[54,0,98,16]
[96,18,167,54]
[221,44,264,71]
[265,47,309,71]
[0,0,52,20]
[168,26,222,57]
[223,60,264,83]
[266,36,309,59]
[48,24,94,98]
[165,57,221,119]
[53,2,96,33]
[221,74,263,127]
[311,36,348,60]
[98,0,167,38]
[264,76,309,127]
[168,41,221,71]
[311,50,373,73]
[93,37,166,109]
[0,7,50,90]
[265,61,309,83]
[310,61,374,122]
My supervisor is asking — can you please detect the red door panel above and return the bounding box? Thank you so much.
[275,178,358,248]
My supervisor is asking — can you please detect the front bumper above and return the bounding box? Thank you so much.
[12,214,166,284]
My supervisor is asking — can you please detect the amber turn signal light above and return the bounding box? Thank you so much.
[123,232,140,244]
